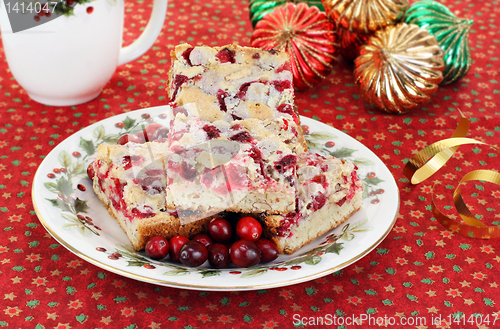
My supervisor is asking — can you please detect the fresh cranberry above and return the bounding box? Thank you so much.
[216,48,236,63]
[159,113,168,119]
[60,168,67,173]
[53,168,60,173]
[255,239,279,263]
[367,172,376,179]
[171,74,188,101]
[145,236,169,259]
[143,123,163,141]
[230,240,261,268]
[47,173,55,178]
[236,217,262,242]
[115,122,125,128]
[153,127,169,141]
[72,151,81,158]
[172,105,188,117]
[143,264,156,269]
[179,240,208,267]
[182,47,194,66]
[216,89,229,112]
[229,131,253,143]
[208,243,230,269]
[274,154,297,174]
[208,218,233,243]
[169,235,189,262]
[87,163,95,180]
[117,133,143,145]
[202,124,221,139]
[192,233,213,249]
[86,6,93,13]
[77,184,86,192]
[34,15,40,21]
[326,141,335,147]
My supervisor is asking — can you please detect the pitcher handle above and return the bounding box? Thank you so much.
[118,0,168,65]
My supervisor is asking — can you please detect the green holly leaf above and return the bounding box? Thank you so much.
[56,176,73,197]
[127,261,148,267]
[73,198,89,213]
[240,269,267,278]
[103,134,121,145]
[58,150,72,168]
[325,242,344,255]
[44,182,59,194]
[93,125,106,140]
[328,147,356,158]
[306,139,322,150]
[163,270,189,276]
[71,162,87,177]
[46,198,71,212]
[353,157,375,166]
[364,176,384,186]
[75,314,87,324]
[200,270,221,278]
[308,132,337,140]
[79,138,95,155]
[304,255,322,265]
[123,117,136,130]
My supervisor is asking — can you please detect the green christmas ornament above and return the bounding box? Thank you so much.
[403,0,473,84]
[249,0,324,28]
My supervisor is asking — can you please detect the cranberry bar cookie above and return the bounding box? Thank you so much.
[168,44,302,126]
[89,141,211,250]
[166,111,306,223]
[256,152,363,254]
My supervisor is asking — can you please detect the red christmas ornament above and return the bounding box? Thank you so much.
[251,2,339,90]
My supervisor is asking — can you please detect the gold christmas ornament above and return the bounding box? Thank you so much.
[322,0,409,34]
[354,23,445,114]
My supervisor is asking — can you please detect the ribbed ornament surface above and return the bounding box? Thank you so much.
[354,23,445,113]
[251,2,339,90]
[404,0,473,84]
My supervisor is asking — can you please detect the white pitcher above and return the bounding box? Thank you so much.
[0,0,167,106]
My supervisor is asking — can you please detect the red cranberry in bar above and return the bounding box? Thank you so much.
[202,124,221,139]
[274,154,297,174]
[181,47,194,66]
[215,47,236,63]
[229,131,253,143]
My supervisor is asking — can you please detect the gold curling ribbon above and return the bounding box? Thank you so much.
[403,110,500,239]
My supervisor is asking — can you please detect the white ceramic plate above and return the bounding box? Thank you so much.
[32,106,399,291]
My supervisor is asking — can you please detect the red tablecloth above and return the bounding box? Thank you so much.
[1,0,500,328]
